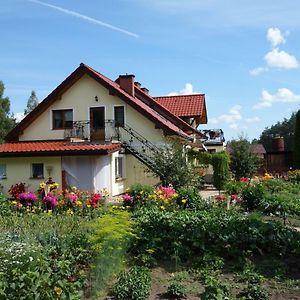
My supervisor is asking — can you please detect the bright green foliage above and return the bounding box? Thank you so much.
[202,275,231,300]
[0,81,15,143]
[0,214,93,299]
[228,137,260,180]
[241,183,266,212]
[133,207,300,261]
[114,266,151,300]
[294,110,300,169]
[190,151,230,190]
[150,140,194,189]
[24,90,39,116]
[88,209,136,293]
[211,152,230,190]
[288,169,300,183]
[258,112,296,152]
[167,282,187,299]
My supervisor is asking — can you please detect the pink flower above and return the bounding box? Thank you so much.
[122,193,134,205]
[65,193,78,203]
[230,194,241,202]
[89,193,102,208]
[157,186,177,199]
[239,177,250,182]
[18,192,38,203]
[43,193,58,207]
[215,195,226,202]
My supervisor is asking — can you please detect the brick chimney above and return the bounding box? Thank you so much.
[141,87,149,94]
[118,74,135,96]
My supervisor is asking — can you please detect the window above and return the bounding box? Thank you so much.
[0,164,6,179]
[32,163,44,179]
[53,109,73,129]
[114,106,124,127]
[115,157,124,179]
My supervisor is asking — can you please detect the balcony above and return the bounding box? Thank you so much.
[64,120,120,142]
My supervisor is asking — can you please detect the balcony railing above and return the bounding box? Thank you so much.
[64,121,90,141]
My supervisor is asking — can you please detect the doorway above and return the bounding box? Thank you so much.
[90,107,105,141]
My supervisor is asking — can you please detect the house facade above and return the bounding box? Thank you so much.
[0,63,207,195]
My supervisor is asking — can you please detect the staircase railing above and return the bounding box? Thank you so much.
[106,120,162,171]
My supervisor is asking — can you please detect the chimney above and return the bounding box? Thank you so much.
[272,136,285,152]
[141,87,149,94]
[134,81,142,88]
[118,74,135,96]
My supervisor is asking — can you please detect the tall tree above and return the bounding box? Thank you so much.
[294,110,300,169]
[258,113,296,151]
[227,136,260,180]
[24,90,39,115]
[0,81,15,143]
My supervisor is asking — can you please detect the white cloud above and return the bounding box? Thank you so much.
[267,27,286,47]
[14,112,25,122]
[249,67,268,76]
[264,48,299,69]
[168,83,197,96]
[254,88,300,109]
[209,105,242,129]
[28,0,138,38]
[245,116,260,123]
[250,27,299,75]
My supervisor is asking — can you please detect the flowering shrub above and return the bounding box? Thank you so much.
[122,193,134,206]
[240,177,250,182]
[43,192,58,208]
[8,182,26,199]
[18,191,38,206]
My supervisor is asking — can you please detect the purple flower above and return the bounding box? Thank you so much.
[43,193,58,207]
[18,192,38,203]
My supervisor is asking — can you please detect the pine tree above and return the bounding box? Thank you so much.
[24,90,39,115]
[293,110,300,169]
[0,81,15,143]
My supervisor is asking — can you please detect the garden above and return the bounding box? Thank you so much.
[1,169,300,299]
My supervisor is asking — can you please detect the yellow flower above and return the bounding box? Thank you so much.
[54,286,63,296]
[173,193,178,198]
[47,210,52,215]
[67,209,74,215]
[146,248,155,254]
[160,205,165,210]
[11,200,17,206]
[75,200,82,207]
[39,182,46,189]
[181,199,187,204]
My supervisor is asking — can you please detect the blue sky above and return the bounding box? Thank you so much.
[1,0,300,141]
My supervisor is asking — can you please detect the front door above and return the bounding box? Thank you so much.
[90,107,105,141]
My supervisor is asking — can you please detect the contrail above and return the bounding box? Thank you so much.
[28,0,139,38]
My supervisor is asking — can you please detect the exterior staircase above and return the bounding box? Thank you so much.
[114,123,162,173]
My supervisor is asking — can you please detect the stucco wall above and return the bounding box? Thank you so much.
[19,74,166,144]
[125,154,159,188]
[0,157,62,195]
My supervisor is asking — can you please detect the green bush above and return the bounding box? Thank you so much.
[88,209,136,294]
[167,282,187,299]
[238,283,268,300]
[201,275,231,300]
[133,207,300,261]
[176,187,205,210]
[114,266,151,300]
[241,184,266,212]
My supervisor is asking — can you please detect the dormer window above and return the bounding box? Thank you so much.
[53,109,73,129]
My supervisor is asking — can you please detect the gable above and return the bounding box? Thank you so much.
[6,63,194,142]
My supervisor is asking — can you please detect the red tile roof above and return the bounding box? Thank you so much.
[154,94,206,118]
[0,141,121,156]
[6,63,194,142]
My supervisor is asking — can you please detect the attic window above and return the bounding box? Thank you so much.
[53,109,73,129]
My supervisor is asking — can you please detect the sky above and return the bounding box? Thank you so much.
[1,0,300,141]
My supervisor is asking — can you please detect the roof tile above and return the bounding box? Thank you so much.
[0,141,121,156]
[154,94,205,117]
